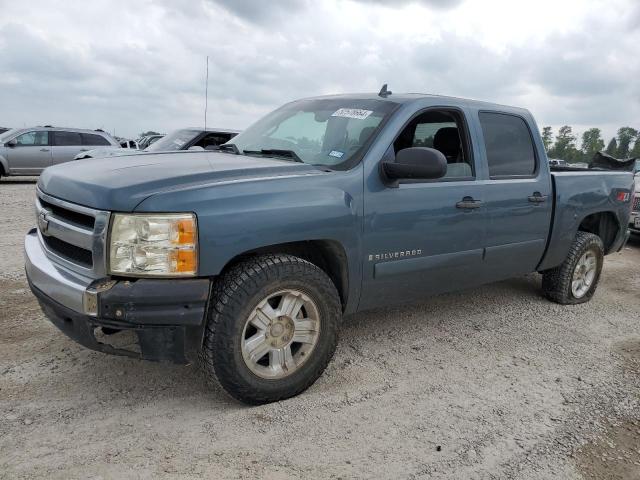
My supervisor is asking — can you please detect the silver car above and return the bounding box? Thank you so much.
[0,127,119,177]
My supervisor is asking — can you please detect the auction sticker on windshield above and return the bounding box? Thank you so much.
[331,108,373,120]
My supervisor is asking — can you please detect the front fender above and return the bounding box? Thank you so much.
[135,167,364,307]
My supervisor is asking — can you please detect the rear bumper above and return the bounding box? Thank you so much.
[25,228,211,363]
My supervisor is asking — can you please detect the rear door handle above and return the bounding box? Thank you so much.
[456,196,483,209]
[528,193,548,203]
[40,148,50,152]
[79,149,88,151]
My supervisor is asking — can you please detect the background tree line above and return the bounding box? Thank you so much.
[541,125,640,163]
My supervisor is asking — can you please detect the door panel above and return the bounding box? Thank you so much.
[474,111,553,282]
[482,179,552,280]
[360,179,486,310]
[6,131,51,174]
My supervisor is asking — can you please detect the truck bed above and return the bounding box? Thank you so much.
[538,170,634,270]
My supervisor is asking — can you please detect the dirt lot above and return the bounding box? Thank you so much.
[1,177,639,480]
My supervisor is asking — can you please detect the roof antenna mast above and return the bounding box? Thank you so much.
[204,55,209,131]
[378,83,392,98]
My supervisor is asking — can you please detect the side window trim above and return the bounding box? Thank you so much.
[478,110,539,180]
[390,106,477,184]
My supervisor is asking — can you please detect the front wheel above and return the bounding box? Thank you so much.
[542,231,604,305]
[200,254,341,404]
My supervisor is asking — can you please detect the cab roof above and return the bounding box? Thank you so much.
[304,92,531,116]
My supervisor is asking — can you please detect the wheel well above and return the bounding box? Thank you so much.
[222,240,349,310]
[578,211,619,253]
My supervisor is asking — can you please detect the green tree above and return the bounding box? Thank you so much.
[616,127,638,158]
[551,125,578,161]
[630,139,640,159]
[541,126,553,153]
[605,137,618,156]
[580,128,605,160]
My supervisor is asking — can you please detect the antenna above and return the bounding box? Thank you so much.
[204,56,209,131]
[378,83,392,98]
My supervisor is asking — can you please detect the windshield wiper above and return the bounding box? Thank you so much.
[242,149,304,163]
[218,143,240,154]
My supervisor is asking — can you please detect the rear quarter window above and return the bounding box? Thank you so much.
[479,112,536,177]
[82,133,111,146]
[54,131,83,146]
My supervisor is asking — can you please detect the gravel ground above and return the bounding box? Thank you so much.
[1,177,639,480]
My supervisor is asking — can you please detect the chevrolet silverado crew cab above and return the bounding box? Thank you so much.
[25,91,635,404]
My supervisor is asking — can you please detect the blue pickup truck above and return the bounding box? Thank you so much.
[25,91,635,404]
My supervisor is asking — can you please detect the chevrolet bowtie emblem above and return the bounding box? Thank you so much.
[38,211,50,236]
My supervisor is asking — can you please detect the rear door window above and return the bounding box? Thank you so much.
[479,112,537,177]
[54,131,83,146]
[82,133,111,146]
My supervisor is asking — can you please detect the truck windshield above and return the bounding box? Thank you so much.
[227,98,398,169]
[145,129,199,152]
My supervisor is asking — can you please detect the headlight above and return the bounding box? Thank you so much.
[108,213,197,277]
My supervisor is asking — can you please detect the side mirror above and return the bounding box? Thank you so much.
[6,139,17,147]
[382,147,447,183]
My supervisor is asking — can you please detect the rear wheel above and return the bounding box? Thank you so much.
[200,254,341,404]
[542,231,604,305]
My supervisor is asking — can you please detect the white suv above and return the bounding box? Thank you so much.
[0,127,119,177]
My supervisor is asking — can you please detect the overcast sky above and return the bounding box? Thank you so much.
[0,0,638,143]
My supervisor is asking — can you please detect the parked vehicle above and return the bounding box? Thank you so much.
[0,127,10,135]
[75,137,140,161]
[630,171,640,234]
[0,127,118,177]
[118,139,139,149]
[548,158,567,167]
[137,134,164,150]
[75,128,238,159]
[25,91,634,404]
[145,128,238,152]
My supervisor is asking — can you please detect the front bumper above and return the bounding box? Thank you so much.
[25,228,210,363]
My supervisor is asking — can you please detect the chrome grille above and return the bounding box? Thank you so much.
[633,196,640,212]
[36,189,110,278]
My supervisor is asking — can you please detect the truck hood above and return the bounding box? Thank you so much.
[38,151,322,211]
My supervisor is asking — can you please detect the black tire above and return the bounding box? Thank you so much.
[541,231,604,305]
[200,254,341,405]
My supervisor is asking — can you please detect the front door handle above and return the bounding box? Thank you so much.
[79,149,88,152]
[528,192,548,203]
[40,148,50,152]
[456,196,483,209]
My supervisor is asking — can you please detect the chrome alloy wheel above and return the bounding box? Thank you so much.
[241,289,321,379]
[571,249,597,298]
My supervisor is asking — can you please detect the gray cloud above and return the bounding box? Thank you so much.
[204,0,310,23]
[0,0,637,141]
[350,0,464,9]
